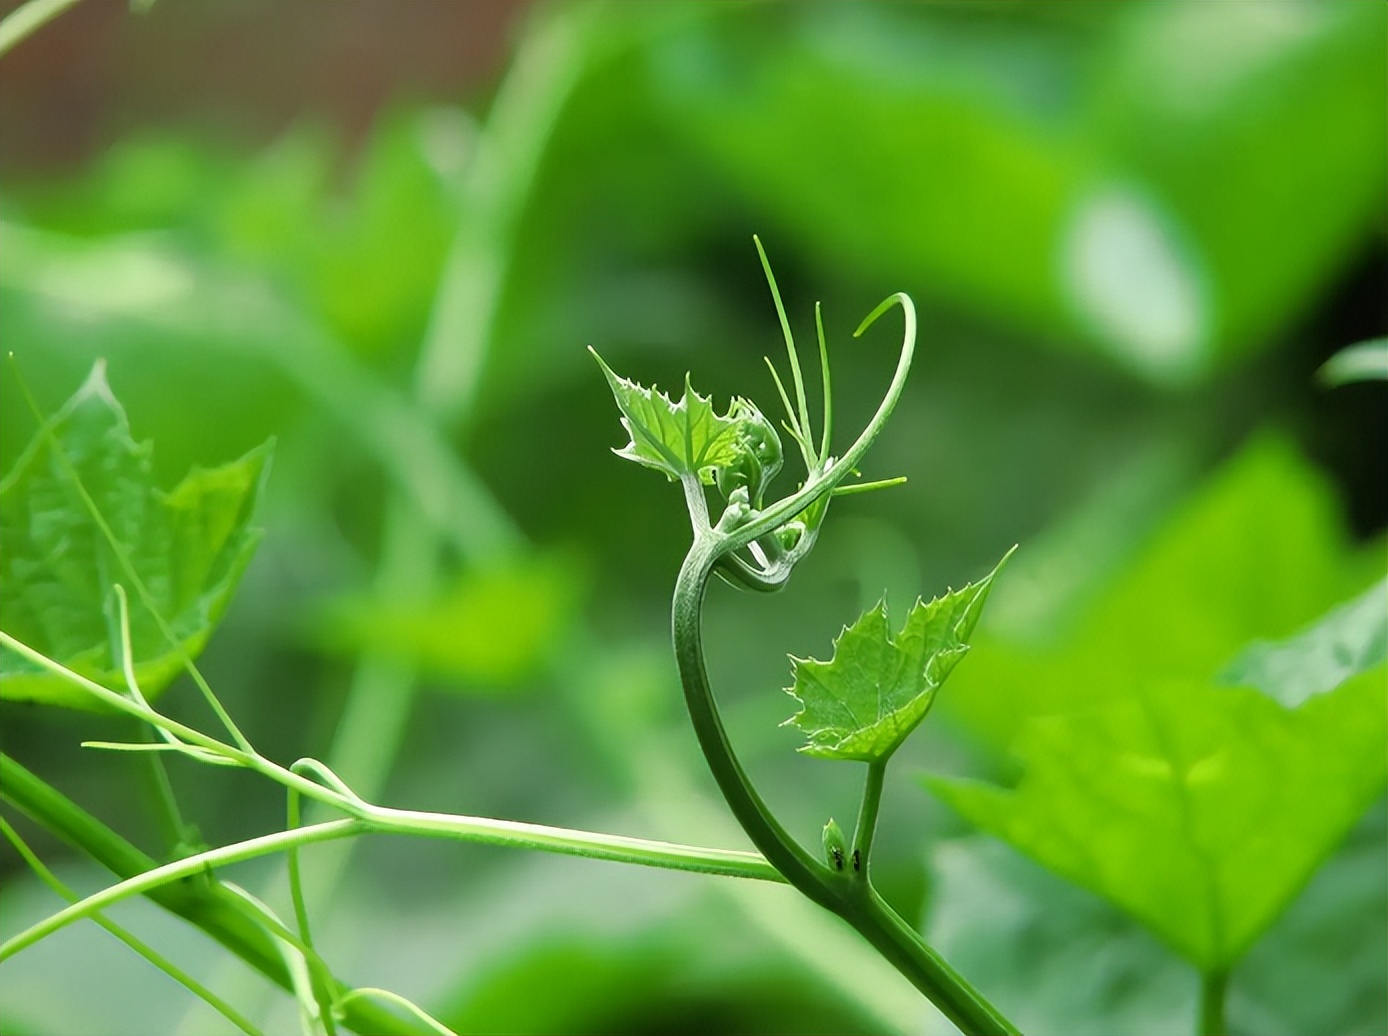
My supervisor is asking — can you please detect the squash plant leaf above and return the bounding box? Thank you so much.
[926,667,1387,972]
[0,362,271,710]
[941,436,1384,749]
[590,347,750,486]
[784,546,1014,762]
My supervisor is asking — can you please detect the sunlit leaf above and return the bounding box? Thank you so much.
[590,348,749,485]
[0,363,271,710]
[927,667,1386,972]
[784,548,1012,762]
[942,436,1384,749]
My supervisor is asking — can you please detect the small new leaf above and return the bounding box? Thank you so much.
[785,547,1014,762]
[590,347,746,485]
[0,363,271,710]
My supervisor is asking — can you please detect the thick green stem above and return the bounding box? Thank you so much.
[673,539,834,900]
[672,545,1018,1035]
[666,291,1018,1034]
[1199,969,1228,1036]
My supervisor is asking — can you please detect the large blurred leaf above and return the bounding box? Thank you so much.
[0,363,270,709]
[943,435,1384,748]
[926,819,1387,1036]
[648,1,1385,383]
[927,666,1385,972]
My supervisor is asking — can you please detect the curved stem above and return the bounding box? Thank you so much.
[668,292,1019,1034]
[673,540,835,901]
[673,542,1018,1034]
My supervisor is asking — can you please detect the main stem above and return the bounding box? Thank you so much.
[672,541,1019,1036]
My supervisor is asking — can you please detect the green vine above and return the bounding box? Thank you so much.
[596,240,1019,1034]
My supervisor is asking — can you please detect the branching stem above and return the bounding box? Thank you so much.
[669,294,1020,1036]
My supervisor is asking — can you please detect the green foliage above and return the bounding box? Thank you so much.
[1221,577,1387,708]
[590,347,764,487]
[1,2,1384,1033]
[943,436,1384,748]
[926,441,1388,975]
[0,363,270,710]
[648,1,1385,383]
[926,819,1388,1036]
[928,667,1385,972]
[784,548,1012,762]
[314,555,583,689]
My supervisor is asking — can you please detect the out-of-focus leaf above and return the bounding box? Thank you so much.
[1221,577,1387,707]
[926,815,1387,1036]
[1318,339,1388,387]
[314,555,582,690]
[0,363,270,709]
[783,548,1011,762]
[647,1,1384,383]
[943,435,1384,749]
[1233,807,1387,1036]
[591,348,749,486]
[927,667,1386,972]
[927,837,1193,1036]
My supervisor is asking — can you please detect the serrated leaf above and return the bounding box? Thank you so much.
[0,363,270,710]
[590,348,747,485]
[784,547,1013,762]
[927,668,1387,972]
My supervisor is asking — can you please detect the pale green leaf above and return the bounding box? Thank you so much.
[784,547,1013,762]
[590,348,748,485]
[0,363,270,710]
[927,668,1387,972]
[1317,338,1388,387]
[1221,577,1387,707]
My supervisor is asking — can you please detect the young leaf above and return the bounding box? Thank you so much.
[589,348,748,485]
[784,547,1013,762]
[926,668,1386,973]
[0,363,271,710]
